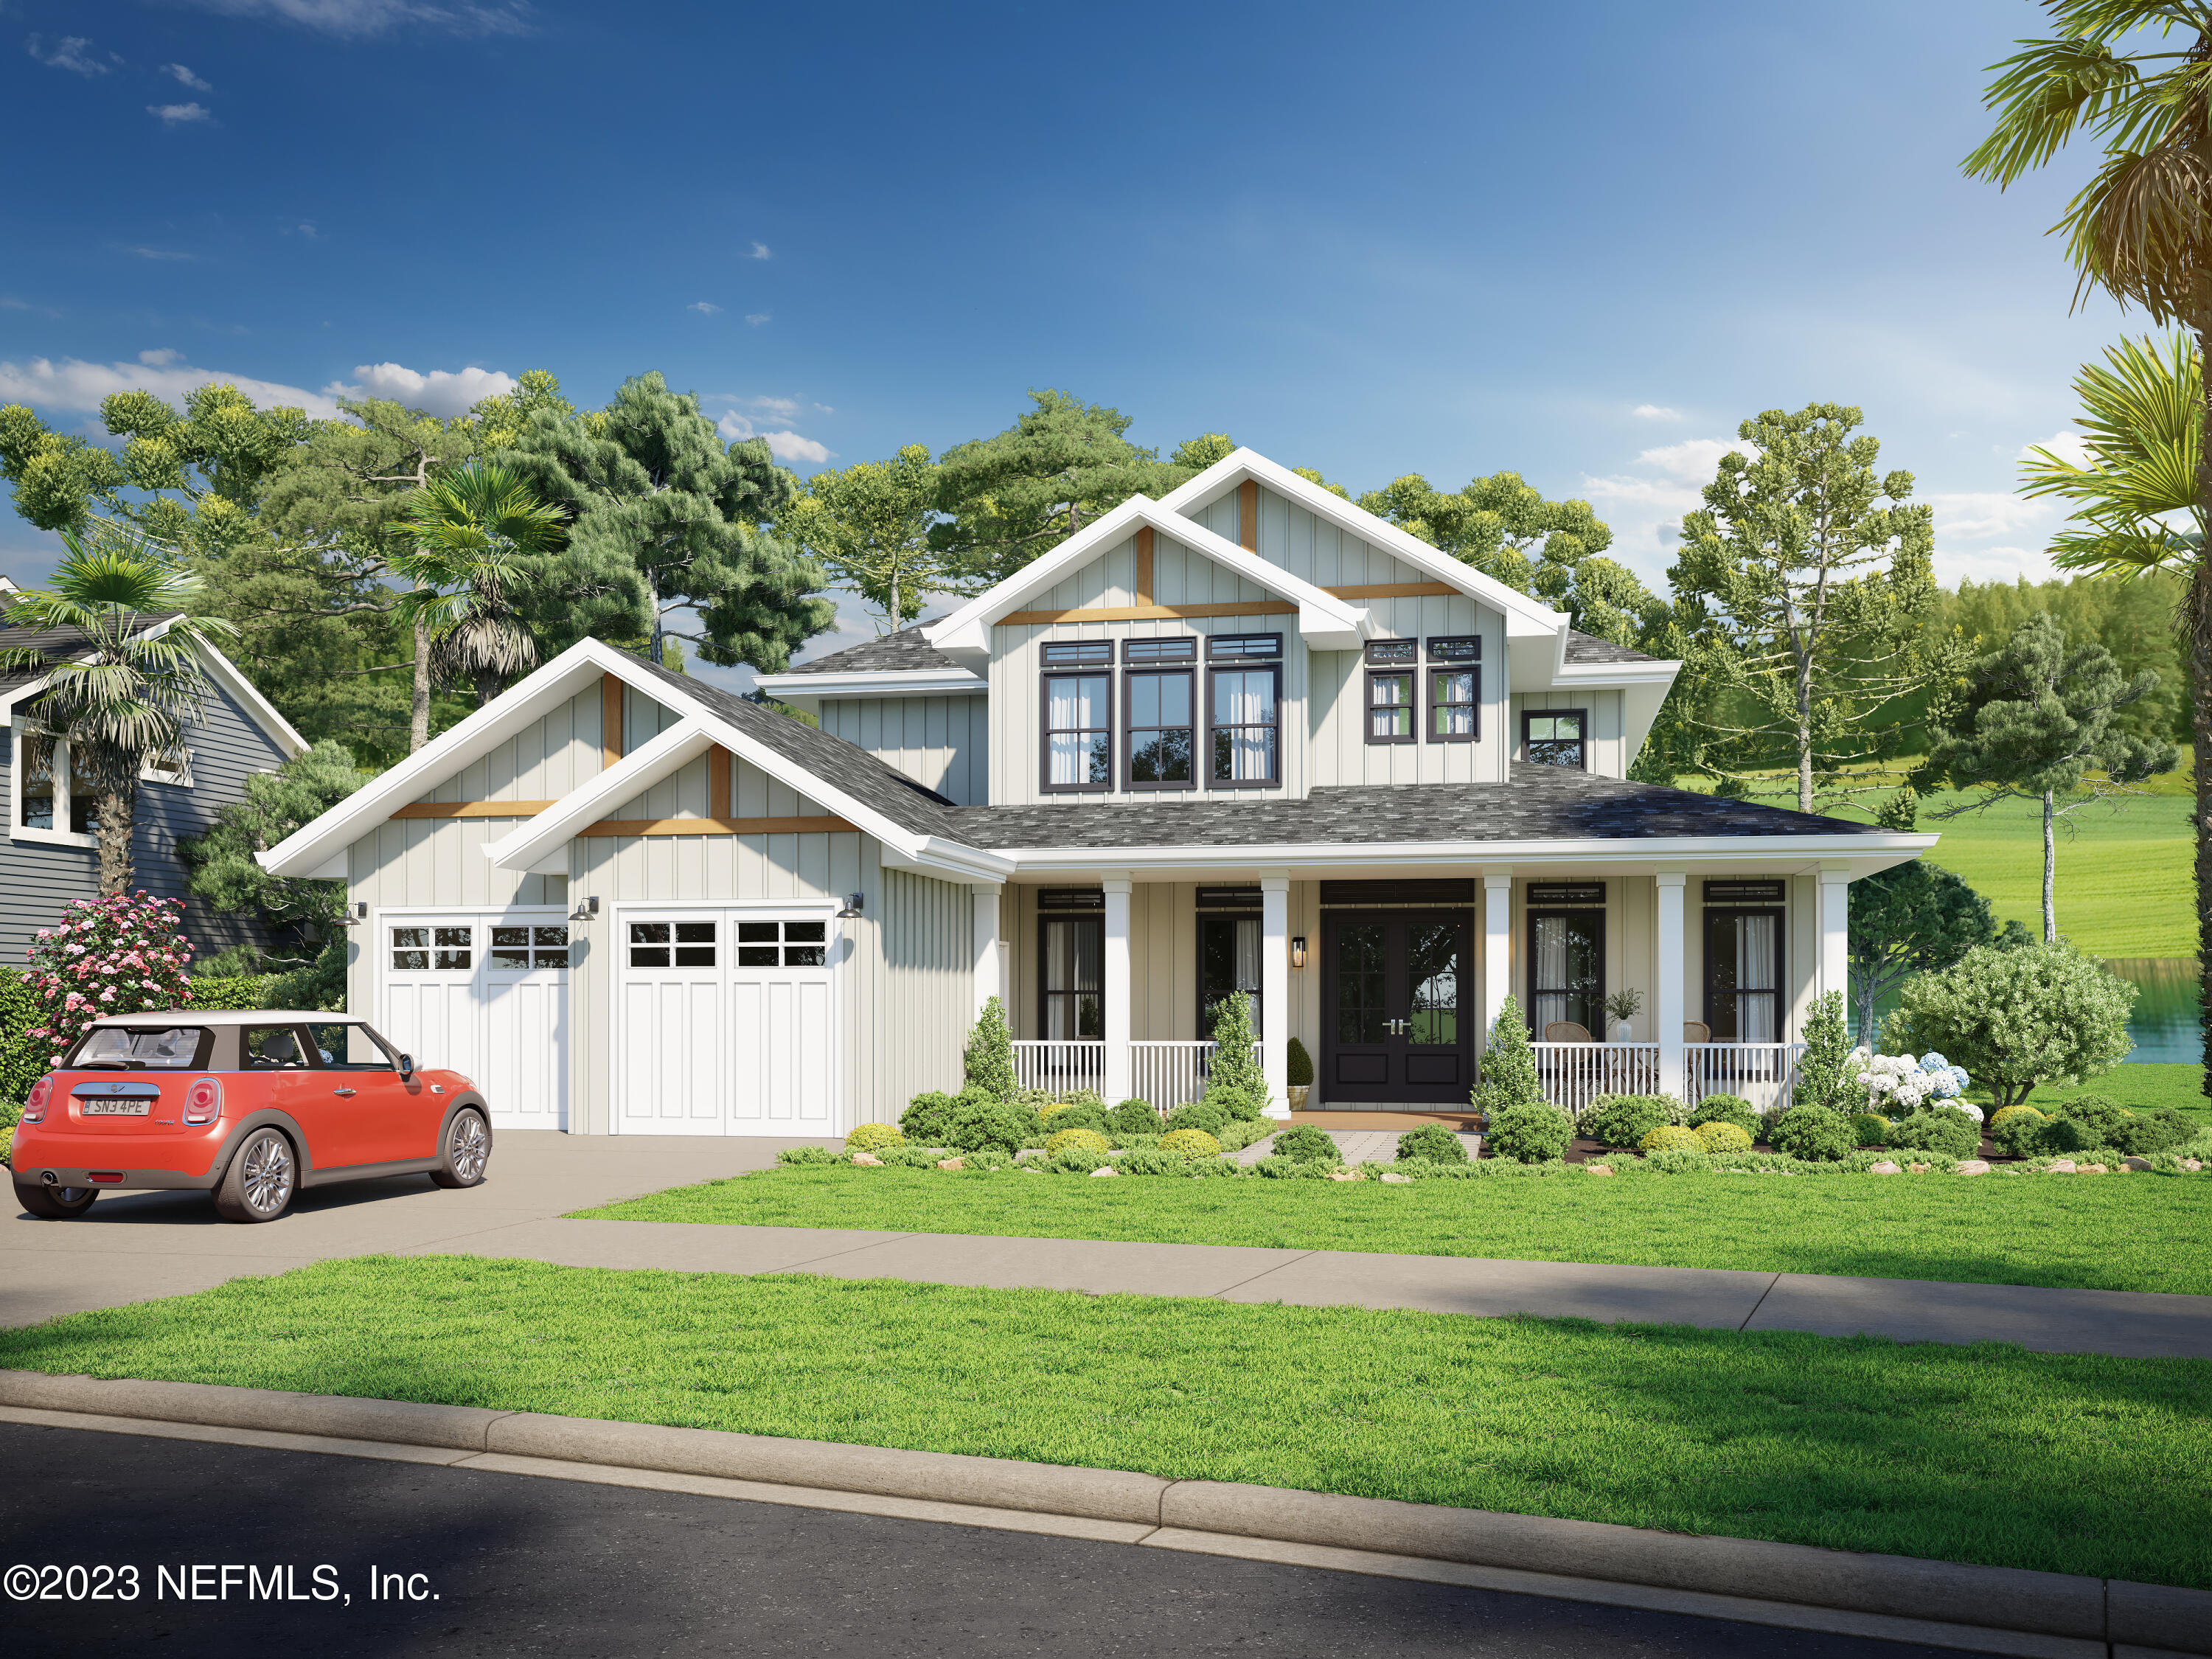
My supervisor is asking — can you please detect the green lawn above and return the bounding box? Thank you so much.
[3,1255,2204,1588]
[1992,1062,2210,1122]
[582,1165,2212,1295]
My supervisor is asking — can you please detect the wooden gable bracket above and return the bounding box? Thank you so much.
[398,745,857,837]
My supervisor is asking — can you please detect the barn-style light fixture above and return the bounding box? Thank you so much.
[340,901,369,927]
[1290,935,1308,970]
[836,893,865,920]
[568,894,600,922]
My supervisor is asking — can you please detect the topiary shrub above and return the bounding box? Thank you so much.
[945,1095,1037,1155]
[1484,1101,1573,1164]
[1272,1122,1342,1163]
[1582,1093,1670,1149]
[1472,995,1545,1116]
[1885,1105,1980,1160]
[1106,1099,1163,1140]
[1285,1036,1315,1088]
[1158,1127,1222,1158]
[1851,1112,1891,1147]
[1987,1103,2044,1129]
[1395,1121,1468,1164]
[845,1122,906,1153]
[1770,1105,1857,1162]
[1046,1127,1110,1157]
[963,995,1017,1100]
[1693,1121,1753,1154]
[1639,1124,1700,1153]
[898,1091,961,1146]
[1202,992,1270,1120]
[1690,1094,1759,1138]
[1988,1107,2050,1158]
[1164,1099,1228,1136]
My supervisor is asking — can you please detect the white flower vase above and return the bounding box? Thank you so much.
[1611,1020,1634,1043]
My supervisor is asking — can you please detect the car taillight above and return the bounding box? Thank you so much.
[22,1076,53,1123]
[182,1077,221,1125]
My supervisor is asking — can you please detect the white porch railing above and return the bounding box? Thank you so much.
[1528,1043,1660,1119]
[1130,1040,1215,1114]
[1012,1040,1105,1098]
[1686,1043,1804,1115]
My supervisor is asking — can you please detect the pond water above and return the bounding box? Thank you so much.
[1857,956,2199,1064]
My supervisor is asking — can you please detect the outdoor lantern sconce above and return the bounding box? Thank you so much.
[1290,935,1308,970]
[341,901,369,927]
[837,892,865,920]
[568,894,600,923]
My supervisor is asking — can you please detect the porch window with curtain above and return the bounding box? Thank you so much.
[1041,915,1103,1039]
[1528,911,1602,1036]
[1704,909,1780,1041]
[1199,914,1262,1037]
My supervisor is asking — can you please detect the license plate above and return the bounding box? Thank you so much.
[81,1100,150,1116]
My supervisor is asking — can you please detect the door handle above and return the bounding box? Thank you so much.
[332,1087,356,1097]
[1386,1019,1410,1036]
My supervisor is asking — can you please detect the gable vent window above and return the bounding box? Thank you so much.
[1363,639,1416,666]
[1427,636,1480,662]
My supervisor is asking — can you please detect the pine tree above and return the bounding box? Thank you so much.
[963,995,1015,1101]
[1473,995,1545,1113]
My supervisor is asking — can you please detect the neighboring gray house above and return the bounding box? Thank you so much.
[1,604,308,967]
[258,447,1935,1142]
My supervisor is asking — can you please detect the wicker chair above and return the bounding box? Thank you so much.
[1683,1021,1711,1043]
[1543,1021,1593,1043]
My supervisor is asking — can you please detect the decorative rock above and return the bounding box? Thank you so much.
[936,1158,964,1171]
[2045,1159,2077,1174]
[1907,1162,1930,1175]
[1955,1160,1990,1175]
[1088,1165,1119,1178]
[2079,1164,2107,1175]
[851,1153,883,1166]
[1379,1172,1413,1184]
[1326,1169,1365,1182]
[1868,1161,1901,1175]
[1585,1164,1613,1175]
[2185,1158,2205,1172]
[2123,1157,2153,1172]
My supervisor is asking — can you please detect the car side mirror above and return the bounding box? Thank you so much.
[398,1054,414,1080]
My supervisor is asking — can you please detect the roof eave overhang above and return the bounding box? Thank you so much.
[975,833,1933,880]
[752,667,989,713]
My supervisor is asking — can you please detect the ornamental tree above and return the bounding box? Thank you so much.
[1203,990,1267,1117]
[1791,990,1856,1116]
[962,995,1016,1101]
[1475,994,1545,1113]
[1888,941,2135,1107]
[22,893,197,1071]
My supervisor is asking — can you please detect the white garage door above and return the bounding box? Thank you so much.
[616,906,838,1136]
[377,911,571,1131]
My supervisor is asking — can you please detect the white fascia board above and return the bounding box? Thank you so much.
[752,667,988,713]
[987,834,1935,880]
[1155,448,1571,638]
[257,636,626,877]
[484,719,715,870]
[923,495,1158,664]
[197,639,309,757]
[1512,655,1682,693]
[880,837,1018,881]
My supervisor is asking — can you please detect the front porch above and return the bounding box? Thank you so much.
[976,866,1846,1118]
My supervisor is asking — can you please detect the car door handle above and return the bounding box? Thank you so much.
[332,1087,356,1097]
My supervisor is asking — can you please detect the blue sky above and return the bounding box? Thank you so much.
[0,0,2144,680]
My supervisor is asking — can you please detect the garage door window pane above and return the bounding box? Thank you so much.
[390,927,429,971]
[533,925,568,968]
[434,925,472,970]
[737,922,779,942]
[783,919,826,966]
[629,921,669,967]
[491,926,532,969]
[674,921,716,967]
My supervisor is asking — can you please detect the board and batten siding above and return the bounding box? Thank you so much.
[0,670,293,965]
[1508,689,1626,779]
[1307,597,1505,787]
[818,693,989,804]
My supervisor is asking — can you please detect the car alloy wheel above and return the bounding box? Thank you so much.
[450,1113,488,1182]
[241,1132,293,1215]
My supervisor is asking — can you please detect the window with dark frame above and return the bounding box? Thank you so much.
[1123,637,1196,664]
[1704,907,1782,1042]
[1523,709,1587,768]
[1366,667,1415,743]
[1198,908,1264,1039]
[1042,670,1113,791]
[1207,633,1281,661]
[1208,661,1281,785]
[1040,640,1113,666]
[1039,912,1103,1039]
[1363,639,1416,665]
[1126,667,1195,788]
[1528,908,1604,1037]
[1427,661,1478,741]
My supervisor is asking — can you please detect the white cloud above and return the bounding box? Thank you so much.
[688,300,721,315]
[161,63,212,90]
[0,355,344,420]
[147,102,212,125]
[27,35,111,75]
[124,246,194,260]
[171,0,531,37]
[323,361,515,417]
[295,221,320,239]
[744,313,770,327]
[138,349,182,366]
[1632,403,1683,420]
[1634,436,1759,480]
[715,410,829,465]
[748,241,771,260]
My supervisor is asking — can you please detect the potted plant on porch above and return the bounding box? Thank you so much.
[1285,1037,1314,1111]
[1603,988,1643,1043]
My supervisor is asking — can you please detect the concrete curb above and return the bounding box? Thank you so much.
[4,1370,2205,1655]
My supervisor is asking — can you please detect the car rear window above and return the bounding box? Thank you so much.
[69,1026,210,1068]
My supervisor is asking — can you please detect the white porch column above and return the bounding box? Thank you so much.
[1481,871,1513,1049]
[969,883,1002,1018]
[1260,874,1290,1117]
[1102,875,1133,1102]
[1818,866,1851,1015]
[1656,872,1686,1099]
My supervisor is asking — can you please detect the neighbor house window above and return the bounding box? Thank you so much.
[1523,709,1587,768]
[1364,640,1416,745]
[1427,638,1480,742]
[1042,669,1113,792]
[1125,667,1194,789]
[12,723,100,841]
[1207,635,1281,787]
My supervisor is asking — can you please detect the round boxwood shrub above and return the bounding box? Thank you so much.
[1105,1099,1163,1140]
[946,1096,1037,1155]
[1041,1100,1107,1133]
[1639,1124,1700,1153]
[1272,1122,1342,1163]
[898,1090,961,1146]
[1045,1126,1110,1156]
[1158,1127,1222,1158]
[1885,1105,1980,1160]
[1693,1120,1753,1154]
[1395,1121,1468,1164]
[1988,1107,2050,1158]
[1770,1105,1857,1162]
[1850,1112,1891,1147]
[1581,1093,1670,1149]
[1689,1094,1759,1138]
[1484,1102,1573,1164]
[1164,1099,1228,1136]
[1987,1104,2043,1130]
[845,1122,906,1153]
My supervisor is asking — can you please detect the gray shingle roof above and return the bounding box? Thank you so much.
[944,765,1881,850]
[0,613,184,694]
[1562,629,1661,665]
[784,626,961,675]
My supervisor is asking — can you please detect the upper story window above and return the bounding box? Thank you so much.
[1042,669,1113,792]
[1126,665,1194,790]
[1208,671,1280,787]
[1524,709,1587,769]
[1040,640,1113,667]
[1208,634,1281,663]
[1363,639,1415,747]
[1428,637,1480,743]
[11,723,100,844]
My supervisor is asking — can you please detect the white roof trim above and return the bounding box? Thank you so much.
[1155,448,1571,638]
[481,719,716,870]
[984,833,1933,877]
[754,667,987,708]
[923,495,1370,667]
[0,624,305,757]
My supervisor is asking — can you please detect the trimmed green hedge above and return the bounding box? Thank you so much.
[0,967,274,1096]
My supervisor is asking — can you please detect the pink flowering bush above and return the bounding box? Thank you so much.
[24,892,195,1071]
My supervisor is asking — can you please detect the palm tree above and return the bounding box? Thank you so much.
[0,530,237,894]
[1965,5,2212,1084]
[392,463,566,709]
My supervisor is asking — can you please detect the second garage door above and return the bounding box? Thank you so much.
[615,905,839,1136]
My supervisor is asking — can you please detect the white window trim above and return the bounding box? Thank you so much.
[8,718,94,849]
[141,746,192,787]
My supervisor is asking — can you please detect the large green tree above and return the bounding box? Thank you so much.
[1668,403,1958,813]
[502,372,830,670]
[1846,862,1997,1049]
[1964,4,2212,1082]
[783,445,976,631]
[1926,611,2177,942]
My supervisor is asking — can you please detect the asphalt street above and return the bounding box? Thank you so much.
[0,1422,2001,1659]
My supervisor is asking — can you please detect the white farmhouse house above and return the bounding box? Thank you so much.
[259,448,1934,1138]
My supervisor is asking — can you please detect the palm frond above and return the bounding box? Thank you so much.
[2060,134,2212,318]
[1964,33,2143,185]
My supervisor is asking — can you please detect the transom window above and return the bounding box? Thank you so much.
[1429,664,1478,741]
[1209,664,1281,786]
[1126,668,1194,788]
[1524,710,1587,768]
[1363,639,1416,665]
[1043,671,1113,791]
[390,925,472,971]
[1208,633,1281,661]
[628,920,717,968]
[1427,636,1480,662]
[736,919,828,967]
[1040,640,1113,666]
[1123,636,1195,664]
[1366,668,1414,744]
[491,925,570,970]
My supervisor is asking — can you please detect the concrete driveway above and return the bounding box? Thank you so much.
[1,1130,828,1328]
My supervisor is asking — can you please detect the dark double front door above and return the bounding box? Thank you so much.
[1321,910,1473,1104]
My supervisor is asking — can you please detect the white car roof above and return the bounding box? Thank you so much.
[86,1010,362,1026]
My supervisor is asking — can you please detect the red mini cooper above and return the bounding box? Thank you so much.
[8,1010,493,1224]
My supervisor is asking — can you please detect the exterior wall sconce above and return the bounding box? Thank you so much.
[568,894,600,923]
[837,893,865,920]
[341,901,369,926]
[1290,935,1308,970]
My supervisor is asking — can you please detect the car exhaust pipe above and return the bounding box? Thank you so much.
[40,1171,57,1185]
